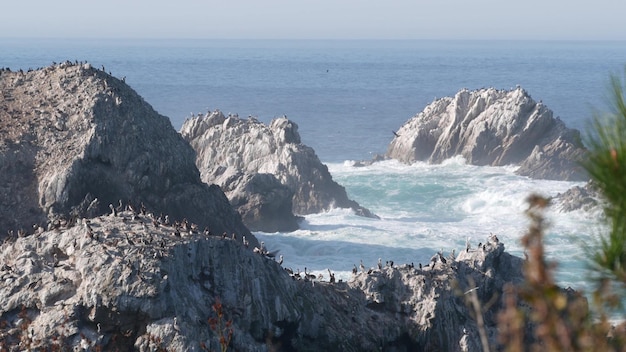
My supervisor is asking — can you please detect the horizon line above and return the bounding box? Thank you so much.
[2,36,626,43]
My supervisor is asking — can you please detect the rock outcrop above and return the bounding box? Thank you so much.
[553,182,601,212]
[181,112,377,232]
[386,87,588,181]
[0,211,526,351]
[0,63,252,244]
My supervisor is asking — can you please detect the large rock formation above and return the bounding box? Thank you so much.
[0,63,252,244]
[0,211,526,351]
[387,87,588,181]
[181,112,377,232]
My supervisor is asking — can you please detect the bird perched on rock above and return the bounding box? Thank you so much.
[328,268,335,283]
[109,204,117,217]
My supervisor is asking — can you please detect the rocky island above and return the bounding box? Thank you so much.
[0,62,252,245]
[386,87,588,181]
[181,112,377,232]
[0,205,524,351]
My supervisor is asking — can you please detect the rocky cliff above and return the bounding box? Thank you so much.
[181,112,377,232]
[386,87,588,181]
[0,209,526,351]
[0,63,252,244]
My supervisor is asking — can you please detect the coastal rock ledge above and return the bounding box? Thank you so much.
[386,87,588,181]
[0,211,527,351]
[181,112,377,232]
[0,63,252,244]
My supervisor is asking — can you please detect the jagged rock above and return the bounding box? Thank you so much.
[386,87,588,181]
[180,112,377,232]
[553,182,601,212]
[0,63,253,245]
[223,172,301,233]
[0,212,530,351]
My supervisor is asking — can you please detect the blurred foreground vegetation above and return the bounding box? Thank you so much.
[494,70,626,351]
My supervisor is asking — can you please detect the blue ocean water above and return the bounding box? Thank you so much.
[1,38,625,291]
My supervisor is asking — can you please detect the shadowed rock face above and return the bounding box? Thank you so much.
[0,211,528,351]
[0,63,252,244]
[386,87,588,181]
[181,112,377,232]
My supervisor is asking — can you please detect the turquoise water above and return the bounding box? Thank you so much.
[256,158,597,289]
[1,38,622,291]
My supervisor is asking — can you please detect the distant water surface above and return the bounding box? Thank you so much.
[2,39,625,162]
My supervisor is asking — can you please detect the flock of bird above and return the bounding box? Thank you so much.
[1,195,503,292]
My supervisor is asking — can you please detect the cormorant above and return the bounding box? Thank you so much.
[109,204,117,217]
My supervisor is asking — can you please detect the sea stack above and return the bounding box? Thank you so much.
[181,112,377,232]
[0,62,253,244]
[386,87,588,181]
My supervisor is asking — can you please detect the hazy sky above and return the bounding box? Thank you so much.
[2,0,625,40]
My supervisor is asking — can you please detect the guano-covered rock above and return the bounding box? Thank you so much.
[0,211,528,351]
[0,63,252,244]
[386,87,588,181]
[181,112,377,232]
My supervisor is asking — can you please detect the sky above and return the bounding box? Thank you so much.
[1,0,625,40]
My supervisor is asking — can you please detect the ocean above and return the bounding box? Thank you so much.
[2,38,625,292]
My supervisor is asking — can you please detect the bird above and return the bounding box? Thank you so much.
[465,237,471,252]
[392,131,400,138]
[173,317,180,332]
[378,258,382,270]
[304,267,316,281]
[438,252,447,265]
[277,255,283,265]
[109,204,117,217]
[352,264,358,275]
[360,260,366,273]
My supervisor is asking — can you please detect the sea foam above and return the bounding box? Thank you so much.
[256,158,599,288]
